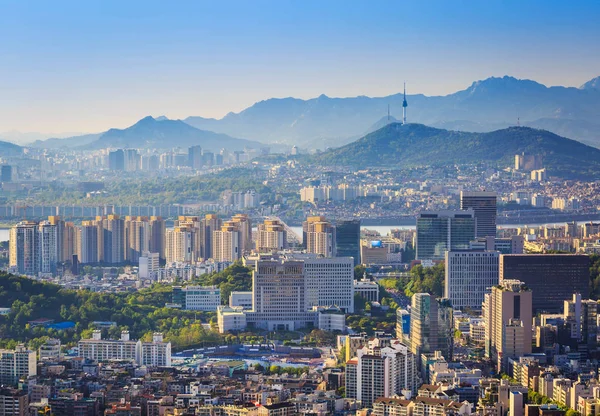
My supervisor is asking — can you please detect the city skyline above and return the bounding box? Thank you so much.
[0,0,599,133]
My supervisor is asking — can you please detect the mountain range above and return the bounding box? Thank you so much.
[0,140,23,156]
[24,74,600,151]
[183,75,600,148]
[31,116,265,151]
[310,123,600,180]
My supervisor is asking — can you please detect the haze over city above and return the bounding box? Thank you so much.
[1,0,600,134]
[2,2,600,416]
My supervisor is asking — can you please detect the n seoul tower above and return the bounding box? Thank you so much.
[402,82,408,125]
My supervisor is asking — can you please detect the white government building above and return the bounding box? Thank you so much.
[218,255,355,333]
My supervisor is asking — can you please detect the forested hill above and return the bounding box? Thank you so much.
[0,264,252,350]
[310,123,600,179]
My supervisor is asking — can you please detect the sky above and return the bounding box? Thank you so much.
[0,0,599,135]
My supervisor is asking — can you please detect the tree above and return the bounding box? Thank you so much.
[354,265,366,280]
[354,293,366,312]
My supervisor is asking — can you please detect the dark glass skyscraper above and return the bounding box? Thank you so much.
[416,210,476,260]
[500,254,590,313]
[460,191,497,238]
[1,165,12,182]
[108,149,125,171]
[335,219,361,266]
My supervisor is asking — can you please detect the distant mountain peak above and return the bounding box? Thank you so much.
[466,75,545,95]
[580,76,600,90]
[135,115,156,125]
[312,123,600,180]
[155,115,169,121]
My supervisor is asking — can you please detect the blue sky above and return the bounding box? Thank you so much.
[0,0,599,133]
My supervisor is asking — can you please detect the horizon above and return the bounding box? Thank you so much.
[1,0,600,134]
[2,73,598,142]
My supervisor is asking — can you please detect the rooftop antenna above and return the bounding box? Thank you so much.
[402,82,408,125]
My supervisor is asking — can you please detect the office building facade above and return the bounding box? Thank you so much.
[460,191,497,238]
[483,279,532,372]
[246,259,317,331]
[302,256,355,313]
[500,254,590,312]
[172,285,221,311]
[416,210,475,260]
[336,219,361,266]
[445,250,500,310]
[409,294,453,362]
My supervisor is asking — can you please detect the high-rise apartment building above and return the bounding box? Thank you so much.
[409,294,453,362]
[336,219,361,266]
[345,338,417,408]
[303,216,336,257]
[500,254,590,312]
[165,227,195,263]
[99,215,125,263]
[201,214,222,260]
[256,219,287,252]
[0,345,37,386]
[416,210,475,260]
[37,220,58,274]
[9,221,58,275]
[48,216,75,263]
[175,216,203,260]
[212,221,241,262]
[445,250,500,310]
[124,216,150,263]
[460,191,497,238]
[77,220,99,264]
[148,216,166,260]
[231,214,252,255]
[483,279,532,372]
[9,221,39,275]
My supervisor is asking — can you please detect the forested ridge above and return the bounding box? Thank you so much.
[0,263,252,351]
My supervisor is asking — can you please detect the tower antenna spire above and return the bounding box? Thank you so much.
[387,103,390,122]
[402,82,408,125]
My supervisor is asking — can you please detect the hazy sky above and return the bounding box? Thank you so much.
[1,0,599,133]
